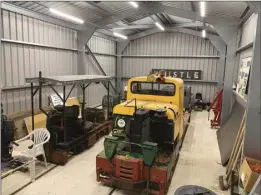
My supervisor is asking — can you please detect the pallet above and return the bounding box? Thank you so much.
[86,121,111,148]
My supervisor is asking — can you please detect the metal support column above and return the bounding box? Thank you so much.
[0,4,2,107]
[116,41,130,95]
[77,29,95,75]
[208,36,227,90]
[30,83,35,130]
[116,56,122,94]
[38,72,47,116]
[86,44,116,92]
[244,6,261,160]
[77,29,95,97]
[213,24,238,122]
[62,85,66,142]
[81,84,86,126]
[217,53,226,90]
[222,43,237,122]
[80,83,90,126]
[107,81,110,120]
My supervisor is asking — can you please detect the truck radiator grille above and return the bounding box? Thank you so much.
[119,166,133,181]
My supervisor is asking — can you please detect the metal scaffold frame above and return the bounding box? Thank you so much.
[26,71,113,142]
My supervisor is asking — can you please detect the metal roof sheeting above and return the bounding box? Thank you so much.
[9,1,106,23]
[159,1,193,11]
[195,1,248,19]
[7,1,247,33]
[96,1,133,15]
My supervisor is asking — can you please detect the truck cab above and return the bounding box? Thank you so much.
[113,75,184,141]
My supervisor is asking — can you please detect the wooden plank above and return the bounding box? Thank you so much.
[226,111,246,174]
[24,113,47,133]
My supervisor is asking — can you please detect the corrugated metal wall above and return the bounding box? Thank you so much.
[122,32,219,102]
[85,36,116,106]
[1,8,117,114]
[1,9,78,114]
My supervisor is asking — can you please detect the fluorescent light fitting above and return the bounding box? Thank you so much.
[49,8,84,24]
[200,1,206,17]
[129,1,138,8]
[202,29,206,38]
[155,22,165,31]
[113,32,128,40]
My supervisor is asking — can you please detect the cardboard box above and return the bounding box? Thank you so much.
[240,157,261,192]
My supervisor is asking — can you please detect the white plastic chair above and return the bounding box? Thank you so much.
[13,128,50,181]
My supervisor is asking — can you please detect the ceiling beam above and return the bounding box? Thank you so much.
[169,22,203,28]
[162,14,173,24]
[109,24,155,30]
[156,13,169,24]
[150,14,165,27]
[240,6,250,19]
[191,1,196,12]
[239,5,254,28]
[108,22,204,30]
[246,2,261,13]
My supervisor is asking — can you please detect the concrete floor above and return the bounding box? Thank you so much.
[14,111,228,195]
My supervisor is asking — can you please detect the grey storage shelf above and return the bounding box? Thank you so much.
[26,75,113,86]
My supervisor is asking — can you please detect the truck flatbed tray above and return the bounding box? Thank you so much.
[25,75,113,85]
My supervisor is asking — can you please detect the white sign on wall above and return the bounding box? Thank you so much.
[50,93,64,106]
[236,57,252,98]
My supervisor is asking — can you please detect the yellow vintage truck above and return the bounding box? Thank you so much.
[96,72,189,195]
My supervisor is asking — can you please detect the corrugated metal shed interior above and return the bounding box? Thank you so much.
[122,32,219,102]
[1,1,250,114]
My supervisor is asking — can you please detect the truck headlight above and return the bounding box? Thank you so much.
[117,119,126,128]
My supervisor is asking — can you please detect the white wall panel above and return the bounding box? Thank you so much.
[1,9,78,114]
[88,35,116,55]
[122,32,219,102]
[239,13,258,47]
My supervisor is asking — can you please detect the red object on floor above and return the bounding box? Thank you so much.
[96,154,170,195]
[208,88,223,128]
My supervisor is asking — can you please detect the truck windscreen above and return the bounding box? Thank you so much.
[131,82,175,96]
